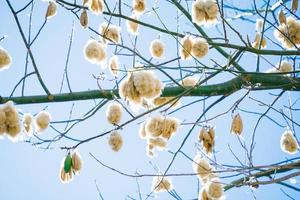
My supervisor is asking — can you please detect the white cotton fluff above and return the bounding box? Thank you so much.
[100,23,121,44]
[35,111,51,133]
[1,101,21,141]
[59,157,73,184]
[151,175,173,193]
[252,33,267,49]
[150,39,165,58]
[192,155,213,183]
[83,39,106,64]
[88,0,104,15]
[255,19,264,32]
[280,130,299,154]
[0,46,12,71]
[126,14,140,35]
[132,0,146,15]
[108,131,123,152]
[181,76,199,87]
[206,178,224,199]
[274,17,300,49]
[23,113,33,135]
[106,102,122,125]
[119,69,164,107]
[191,38,209,58]
[266,61,293,75]
[108,55,120,77]
[180,36,193,60]
[192,0,218,25]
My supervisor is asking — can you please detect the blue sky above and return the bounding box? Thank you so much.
[0,0,299,199]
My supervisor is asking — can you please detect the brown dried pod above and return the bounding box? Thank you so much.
[45,1,57,19]
[278,10,286,25]
[80,10,88,28]
[231,113,243,135]
[291,0,298,13]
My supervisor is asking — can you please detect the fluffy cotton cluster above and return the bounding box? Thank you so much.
[180,36,193,60]
[152,97,180,108]
[106,102,122,125]
[230,113,243,135]
[108,55,120,77]
[108,131,123,152]
[0,46,12,71]
[145,115,179,139]
[205,178,224,199]
[193,155,214,183]
[152,176,173,193]
[150,39,165,58]
[126,15,140,35]
[191,38,209,58]
[132,0,146,15]
[199,127,215,155]
[85,0,104,15]
[119,69,164,108]
[267,61,293,75]
[181,76,199,87]
[274,17,300,49]
[80,10,88,29]
[138,116,179,157]
[45,1,57,19]
[280,130,299,154]
[193,155,224,200]
[22,113,33,135]
[35,111,51,133]
[192,0,218,25]
[100,23,121,44]
[252,33,267,49]
[83,39,106,64]
[59,151,83,184]
[0,101,21,141]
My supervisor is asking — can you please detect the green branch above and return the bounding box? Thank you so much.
[1,74,299,105]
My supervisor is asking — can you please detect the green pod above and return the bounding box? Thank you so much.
[64,154,72,173]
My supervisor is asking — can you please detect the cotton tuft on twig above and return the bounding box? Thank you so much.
[100,23,121,44]
[274,17,300,49]
[180,36,193,60]
[181,76,199,87]
[252,33,267,49]
[59,156,73,184]
[132,0,146,15]
[83,39,106,64]
[191,38,209,58]
[150,39,165,58]
[119,69,163,108]
[192,0,218,25]
[106,102,122,125]
[23,113,33,135]
[2,101,21,141]
[280,130,299,154]
[206,178,224,199]
[126,15,140,35]
[108,131,123,152]
[266,61,293,75]
[108,55,120,77]
[72,151,83,174]
[192,155,213,183]
[0,46,12,71]
[151,175,173,193]
[35,111,51,133]
[88,0,104,15]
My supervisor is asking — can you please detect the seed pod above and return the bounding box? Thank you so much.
[231,113,243,135]
[80,10,88,28]
[291,0,298,13]
[72,151,82,173]
[45,1,57,19]
[278,10,286,25]
[64,154,72,173]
